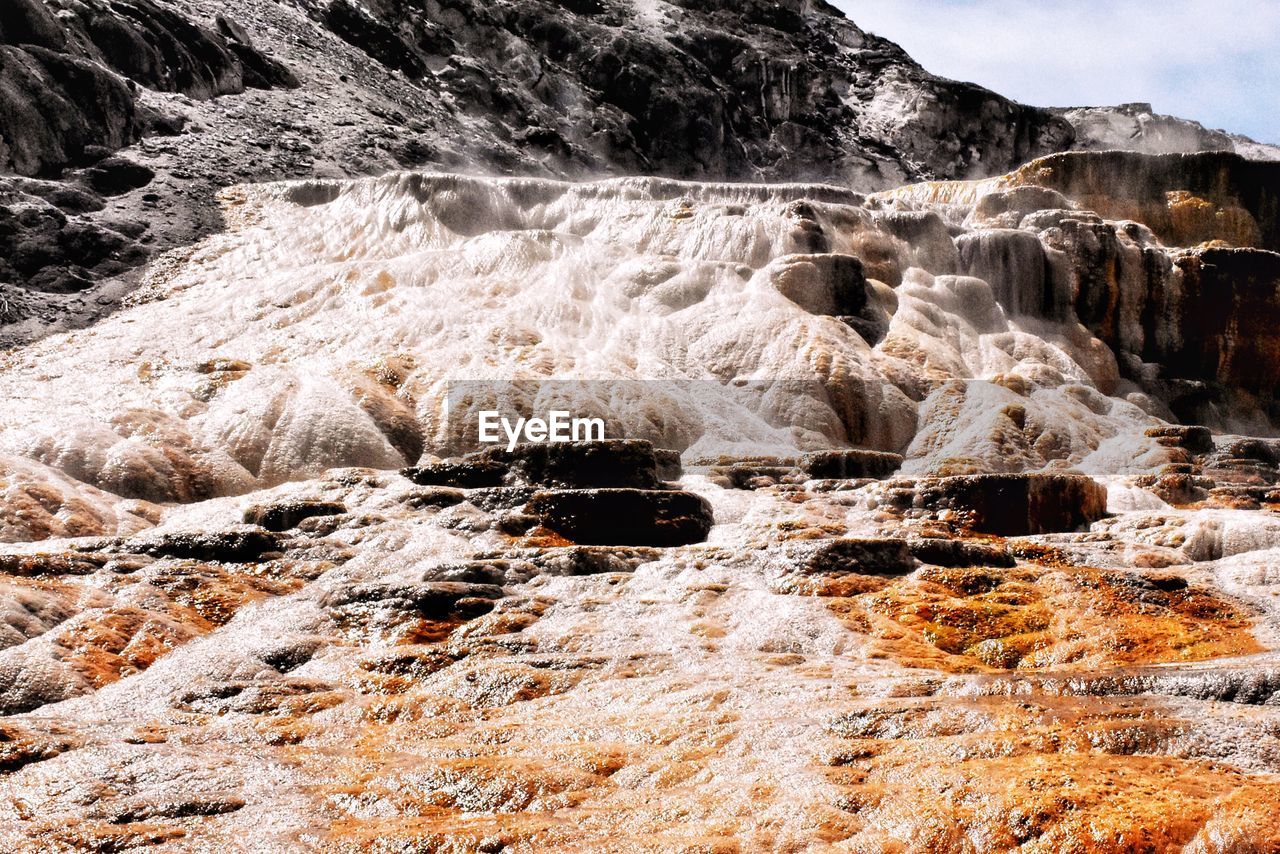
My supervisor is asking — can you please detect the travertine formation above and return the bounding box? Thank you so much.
[3,1,1280,851]
[0,156,1276,848]
[3,0,1278,342]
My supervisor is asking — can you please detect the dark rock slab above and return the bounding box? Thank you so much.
[907,539,1015,568]
[802,450,904,480]
[480,440,662,489]
[322,580,503,618]
[654,449,684,482]
[122,529,285,562]
[0,552,108,577]
[1223,438,1280,465]
[919,474,1109,536]
[526,546,663,576]
[451,546,663,580]
[788,537,916,576]
[1145,425,1214,455]
[525,488,713,547]
[243,499,346,532]
[424,559,537,586]
[399,487,468,509]
[724,463,799,490]
[402,459,508,489]
[466,486,538,512]
[80,156,154,196]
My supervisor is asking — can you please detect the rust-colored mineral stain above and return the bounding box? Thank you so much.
[819,565,1260,673]
[828,741,1280,851]
[144,561,304,627]
[823,693,1280,850]
[0,555,311,694]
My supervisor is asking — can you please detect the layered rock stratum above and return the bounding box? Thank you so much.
[3,0,1280,851]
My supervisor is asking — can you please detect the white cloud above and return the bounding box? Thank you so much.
[832,0,1280,142]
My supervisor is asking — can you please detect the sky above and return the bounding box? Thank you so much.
[832,0,1280,144]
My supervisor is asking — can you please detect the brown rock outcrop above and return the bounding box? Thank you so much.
[525,488,714,547]
[917,473,1109,536]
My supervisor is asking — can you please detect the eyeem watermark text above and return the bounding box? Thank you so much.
[478,410,605,452]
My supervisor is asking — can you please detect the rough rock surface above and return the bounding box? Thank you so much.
[878,151,1280,431]
[5,168,1280,517]
[2,449,1274,848]
[787,536,916,576]
[242,498,345,531]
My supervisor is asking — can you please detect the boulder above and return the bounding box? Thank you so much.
[726,463,799,490]
[525,488,713,546]
[466,487,538,511]
[81,156,154,196]
[399,487,467,509]
[122,529,285,562]
[526,546,663,576]
[322,580,503,619]
[654,448,684,481]
[1145,425,1213,455]
[769,253,868,316]
[1225,439,1280,466]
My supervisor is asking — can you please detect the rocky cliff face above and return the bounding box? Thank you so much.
[0,0,295,177]
[3,0,1077,184]
[1058,102,1280,161]
[879,151,1280,429]
[0,0,299,304]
